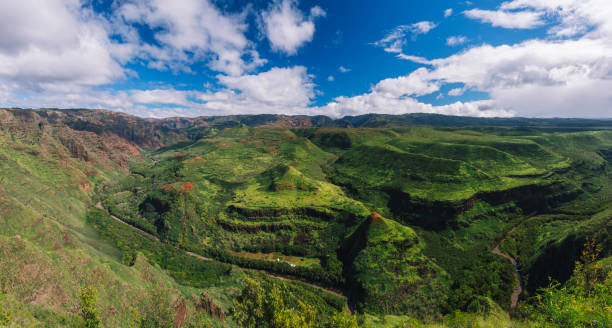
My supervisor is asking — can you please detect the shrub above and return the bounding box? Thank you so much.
[79,286,101,328]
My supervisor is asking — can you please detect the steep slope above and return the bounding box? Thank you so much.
[0,109,228,327]
[341,213,449,318]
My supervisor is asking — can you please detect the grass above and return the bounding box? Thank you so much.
[343,214,450,318]
[4,109,612,327]
[232,251,321,267]
[0,122,231,327]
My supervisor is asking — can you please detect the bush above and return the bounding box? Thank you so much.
[79,286,101,328]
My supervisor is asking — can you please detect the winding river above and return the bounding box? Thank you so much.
[491,226,523,313]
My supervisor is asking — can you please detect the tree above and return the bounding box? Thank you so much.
[232,278,319,328]
[328,309,360,328]
[574,238,603,293]
[79,286,101,328]
[522,239,612,327]
[232,278,266,327]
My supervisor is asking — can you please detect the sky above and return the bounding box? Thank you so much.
[1,0,612,118]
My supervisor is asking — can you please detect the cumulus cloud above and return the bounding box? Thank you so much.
[319,96,512,118]
[446,35,468,46]
[118,0,263,76]
[444,8,453,18]
[339,66,351,73]
[464,9,545,29]
[4,0,612,119]
[0,0,124,92]
[393,37,612,117]
[307,68,510,118]
[374,21,437,53]
[4,67,317,118]
[501,0,612,37]
[261,0,325,55]
[373,68,440,97]
[216,66,315,107]
[448,87,466,96]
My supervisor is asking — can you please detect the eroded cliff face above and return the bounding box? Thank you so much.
[2,109,137,170]
[385,181,582,230]
[0,108,194,170]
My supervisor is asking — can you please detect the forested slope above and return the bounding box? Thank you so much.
[1,108,610,327]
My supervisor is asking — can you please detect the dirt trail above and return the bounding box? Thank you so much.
[95,202,160,242]
[491,226,522,313]
[94,201,349,307]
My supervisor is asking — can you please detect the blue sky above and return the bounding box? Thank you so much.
[1,0,611,118]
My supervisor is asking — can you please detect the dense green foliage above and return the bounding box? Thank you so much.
[232,275,358,328]
[79,286,101,328]
[86,208,232,288]
[2,108,612,327]
[342,214,449,317]
[520,240,612,327]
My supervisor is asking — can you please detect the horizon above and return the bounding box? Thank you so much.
[1,1,611,119]
[7,107,612,122]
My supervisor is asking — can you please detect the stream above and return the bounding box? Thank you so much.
[490,226,523,313]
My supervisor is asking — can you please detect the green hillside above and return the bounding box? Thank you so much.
[1,108,611,327]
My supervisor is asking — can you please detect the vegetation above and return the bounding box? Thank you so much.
[232,275,357,328]
[520,239,612,327]
[79,286,101,328]
[1,108,612,327]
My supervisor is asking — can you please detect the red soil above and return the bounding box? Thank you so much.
[184,156,205,163]
[276,182,296,191]
[182,182,194,191]
[78,180,91,192]
[173,299,187,328]
[159,185,173,191]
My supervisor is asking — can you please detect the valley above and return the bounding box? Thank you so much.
[0,108,610,327]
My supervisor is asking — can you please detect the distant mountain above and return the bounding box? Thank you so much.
[6,108,612,132]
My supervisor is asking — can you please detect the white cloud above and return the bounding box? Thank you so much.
[3,67,317,118]
[444,8,454,18]
[448,87,466,96]
[310,68,511,118]
[396,54,432,65]
[373,68,439,97]
[327,76,334,82]
[216,66,314,108]
[118,0,263,76]
[358,0,612,118]
[395,37,612,117]
[446,36,468,46]
[261,0,325,55]
[410,21,438,35]
[129,89,192,106]
[500,0,612,37]
[339,66,351,73]
[320,96,512,118]
[0,0,124,92]
[5,0,612,120]
[374,21,438,53]
[464,9,545,29]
